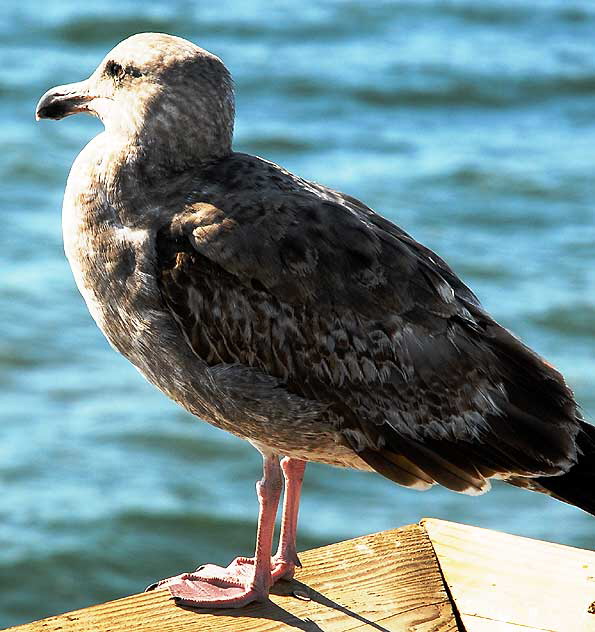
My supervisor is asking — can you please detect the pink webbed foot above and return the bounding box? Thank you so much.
[146,560,269,608]
[145,552,300,607]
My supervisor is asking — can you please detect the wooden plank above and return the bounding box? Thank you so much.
[5,524,458,632]
[422,518,595,632]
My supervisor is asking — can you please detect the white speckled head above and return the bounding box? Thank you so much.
[36,33,235,161]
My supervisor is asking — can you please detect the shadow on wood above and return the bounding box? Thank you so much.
[7,519,595,631]
[4,524,455,632]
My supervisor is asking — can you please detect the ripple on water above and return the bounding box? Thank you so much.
[532,302,595,339]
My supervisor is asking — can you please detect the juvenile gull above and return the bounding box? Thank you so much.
[36,33,595,608]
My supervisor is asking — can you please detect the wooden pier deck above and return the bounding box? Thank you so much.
[5,519,595,631]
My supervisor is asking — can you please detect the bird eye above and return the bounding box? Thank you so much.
[105,61,142,80]
[105,61,124,78]
[126,65,142,78]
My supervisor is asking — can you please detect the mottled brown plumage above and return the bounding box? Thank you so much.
[153,151,582,495]
[36,32,594,609]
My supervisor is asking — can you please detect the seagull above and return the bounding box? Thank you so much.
[36,33,594,608]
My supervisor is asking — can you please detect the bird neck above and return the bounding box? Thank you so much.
[135,128,232,171]
[96,133,216,221]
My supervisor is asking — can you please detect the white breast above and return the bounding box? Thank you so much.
[61,134,156,344]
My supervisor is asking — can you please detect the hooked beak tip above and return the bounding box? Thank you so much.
[35,82,93,121]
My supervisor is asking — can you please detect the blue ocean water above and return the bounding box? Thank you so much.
[1,0,595,626]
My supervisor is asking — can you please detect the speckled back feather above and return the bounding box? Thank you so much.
[155,153,581,495]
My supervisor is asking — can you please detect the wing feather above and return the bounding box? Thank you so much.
[155,157,580,491]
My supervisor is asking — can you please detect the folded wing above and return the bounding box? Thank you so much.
[155,182,580,494]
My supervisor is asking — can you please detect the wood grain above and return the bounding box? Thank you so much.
[5,524,458,632]
[423,518,595,632]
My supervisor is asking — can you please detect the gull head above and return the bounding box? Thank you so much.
[36,33,235,161]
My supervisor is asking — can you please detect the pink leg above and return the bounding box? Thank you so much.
[218,457,306,583]
[148,452,282,608]
[272,458,306,580]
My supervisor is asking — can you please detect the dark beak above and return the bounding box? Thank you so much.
[35,80,94,121]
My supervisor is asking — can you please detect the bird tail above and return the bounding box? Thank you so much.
[510,420,595,517]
